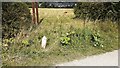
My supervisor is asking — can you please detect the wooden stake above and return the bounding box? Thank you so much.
[32,2,36,24]
[36,2,39,24]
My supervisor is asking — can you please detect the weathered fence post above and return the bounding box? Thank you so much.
[32,2,36,24]
[36,2,39,24]
[32,0,39,25]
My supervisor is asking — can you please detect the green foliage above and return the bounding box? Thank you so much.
[22,40,29,46]
[2,2,32,39]
[60,28,104,48]
[91,31,103,47]
[25,2,32,8]
[80,28,104,48]
[74,2,120,22]
[60,31,75,45]
[1,8,118,66]
[21,39,35,47]
[60,36,71,46]
[3,38,15,46]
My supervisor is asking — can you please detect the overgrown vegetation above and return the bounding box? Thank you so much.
[60,31,75,46]
[74,2,120,22]
[1,2,119,66]
[2,8,118,66]
[60,27,104,48]
[2,2,32,39]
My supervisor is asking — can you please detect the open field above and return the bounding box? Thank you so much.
[2,8,118,66]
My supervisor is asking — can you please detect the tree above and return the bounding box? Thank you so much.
[74,2,120,22]
[2,2,32,39]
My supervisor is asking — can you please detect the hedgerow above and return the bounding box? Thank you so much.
[2,2,32,39]
[74,2,120,22]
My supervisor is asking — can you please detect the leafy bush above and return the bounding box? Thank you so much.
[2,2,32,39]
[25,2,32,8]
[91,32,103,47]
[74,2,120,22]
[60,28,104,48]
[60,31,75,46]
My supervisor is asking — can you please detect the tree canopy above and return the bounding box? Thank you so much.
[74,2,120,22]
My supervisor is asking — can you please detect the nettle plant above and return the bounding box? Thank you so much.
[60,36,70,46]
[60,31,75,46]
[22,40,29,46]
[90,31,104,47]
[21,39,33,46]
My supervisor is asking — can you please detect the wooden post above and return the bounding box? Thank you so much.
[32,2,36,24]
[36,2,39,24]
[32,0,39,25]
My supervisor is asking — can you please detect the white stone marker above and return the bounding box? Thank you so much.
[41,36,47,49]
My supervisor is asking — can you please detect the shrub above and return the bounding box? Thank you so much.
[74,2,120,22]
[60,28,104,48]
[26,2,32,8]
[2,2,32,39]
[60,31,75,46]
[90,31,103,47]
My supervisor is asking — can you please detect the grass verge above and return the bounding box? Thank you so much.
[2,8,119,66]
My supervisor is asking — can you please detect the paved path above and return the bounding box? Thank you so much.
[56,50,118,66]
